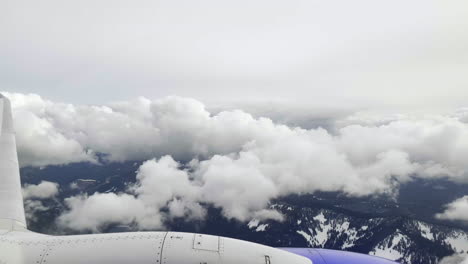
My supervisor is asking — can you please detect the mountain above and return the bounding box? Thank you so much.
[242,204,468,264]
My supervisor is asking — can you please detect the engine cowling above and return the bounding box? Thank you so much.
[281,248,400,264]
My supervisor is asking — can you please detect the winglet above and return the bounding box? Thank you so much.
[0,94,27,230]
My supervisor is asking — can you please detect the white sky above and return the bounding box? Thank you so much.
[1,0,468,107]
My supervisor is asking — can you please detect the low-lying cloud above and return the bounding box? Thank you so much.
[5,92,468,230]
[436,196,468,224]
[58,156,282,231]
[22,181,59,200]
[439,253,468,264]
[22,181,59,223]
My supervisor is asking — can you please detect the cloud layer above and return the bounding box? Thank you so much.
[6,92,468,230]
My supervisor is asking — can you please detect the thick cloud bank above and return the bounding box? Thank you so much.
[6,92,468,230]
[436,196,468,223]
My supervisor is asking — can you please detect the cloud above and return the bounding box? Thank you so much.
[58,154,285,231]
[58,154,286,232]
[436,196,468,223]
[131,156,205,223]
[22,181,60,223]
[195,153,280,221]
[58,193,148,232]
[5,92,468,228]
[5,93,95,167]
[22,181,59,200]
[439,254,468,264]
[58,157,206,232]
[24,200,50,222]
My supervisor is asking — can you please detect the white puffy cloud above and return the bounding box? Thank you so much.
[4,93,95,167]
[58,157,206,232]
[337,118,468,181]
[22,181,60,223]
[5,92,468,228]
[195,153,279,221]
[439,254,468,264]
[133,156,201,209]
[58,193,149,232]
[22,181,59,200]
[436,196,468,223]
[59,154,284,231]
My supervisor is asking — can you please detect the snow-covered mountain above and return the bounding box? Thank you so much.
[245,204,468,264]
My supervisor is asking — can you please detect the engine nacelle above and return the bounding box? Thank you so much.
[281,248,399,264]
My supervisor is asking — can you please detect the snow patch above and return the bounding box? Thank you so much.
[370,231,408,262]
[256,224,269,232]
[313,212,326,223]
[247,219,259,229]
[371,247,404,261]
[297,230,314,245]
[418,222,434,241]
[342,226,359,249]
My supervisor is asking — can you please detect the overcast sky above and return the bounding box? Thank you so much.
[1,0,468,107]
